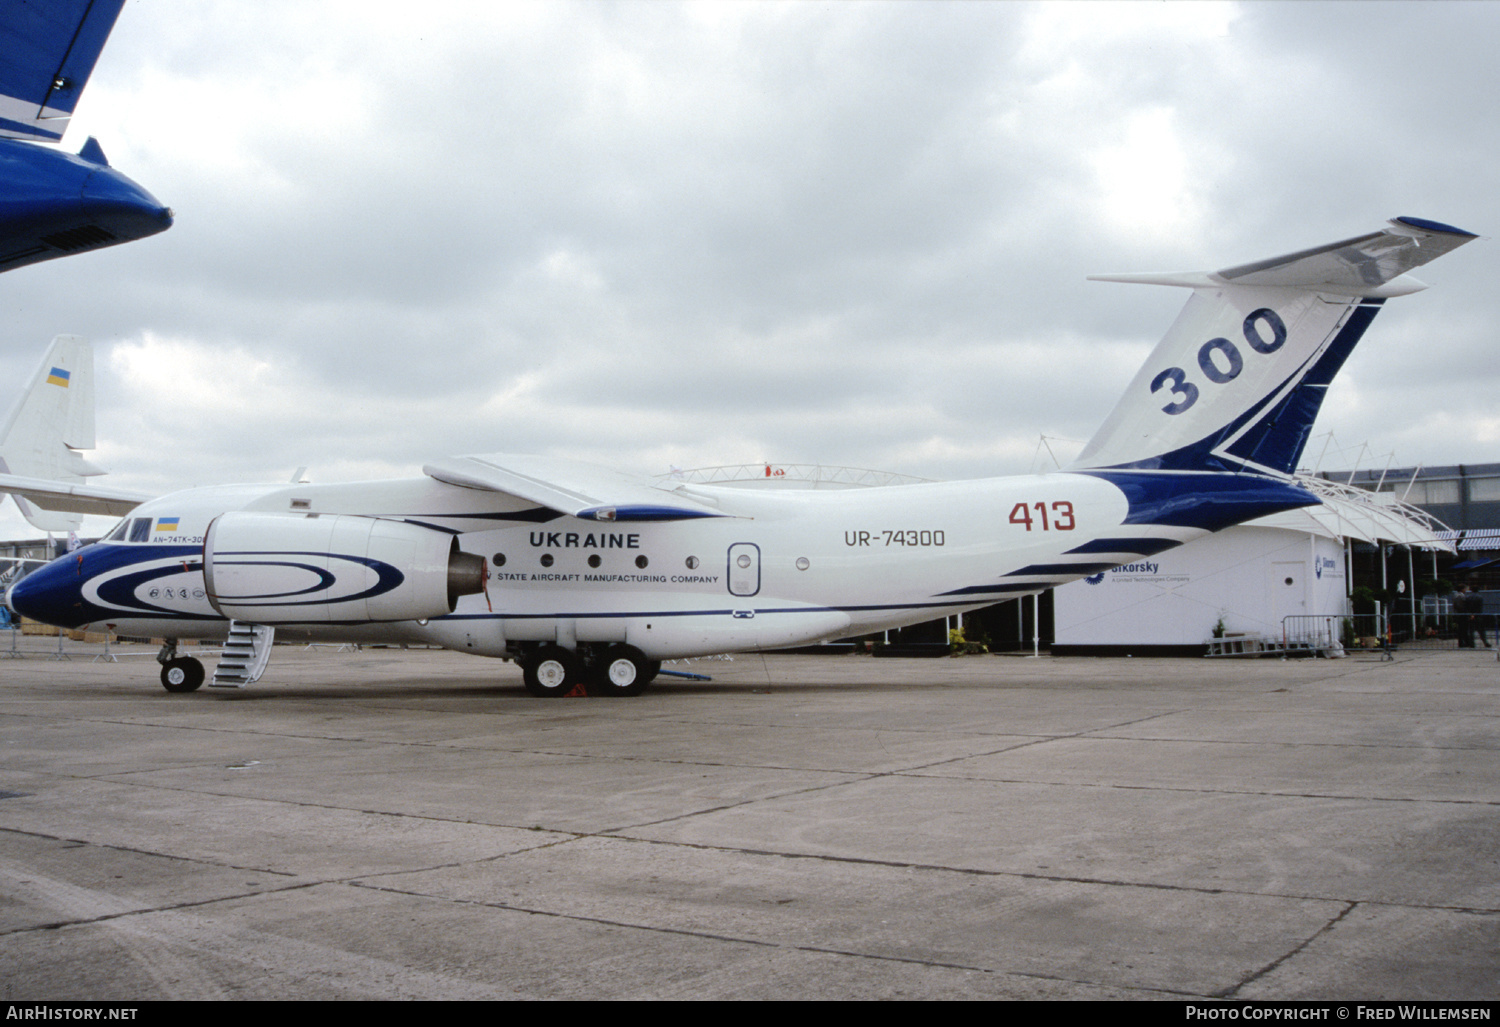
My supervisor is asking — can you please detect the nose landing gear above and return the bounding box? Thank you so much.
[157,640,205,693]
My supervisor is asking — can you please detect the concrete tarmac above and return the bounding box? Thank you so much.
[0,639,1496,1001]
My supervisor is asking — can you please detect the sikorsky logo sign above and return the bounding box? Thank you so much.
[1086,562,1173,586]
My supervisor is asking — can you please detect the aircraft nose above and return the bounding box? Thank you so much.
[7,556,88,630]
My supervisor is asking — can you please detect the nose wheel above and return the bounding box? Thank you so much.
[161,657,205,693]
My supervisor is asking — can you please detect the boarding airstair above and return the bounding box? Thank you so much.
[210,621,275,688]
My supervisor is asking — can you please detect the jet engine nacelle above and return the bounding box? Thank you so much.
[203,512,485,624]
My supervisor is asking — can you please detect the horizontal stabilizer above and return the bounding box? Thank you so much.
[425,453,730,522]
[0,472,148,516]
[1090,217,1478,297]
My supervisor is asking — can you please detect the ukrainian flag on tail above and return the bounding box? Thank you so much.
[45,367,70,388]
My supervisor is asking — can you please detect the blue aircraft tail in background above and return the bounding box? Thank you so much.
[0,0,172,274]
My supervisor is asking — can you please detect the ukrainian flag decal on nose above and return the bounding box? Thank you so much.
[156,517,179,532]
[45,367,70,387]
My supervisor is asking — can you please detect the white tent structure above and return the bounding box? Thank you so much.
[1053,476,1449,655]
[1252,476,1452,548]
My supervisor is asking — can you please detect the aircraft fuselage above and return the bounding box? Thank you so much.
[9,470,1313,661]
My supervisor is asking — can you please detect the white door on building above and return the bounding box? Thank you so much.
[1271,560,1307,633]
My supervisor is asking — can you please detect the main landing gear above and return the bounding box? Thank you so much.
[518,643,661,698]
[157,640,205,693]
[589,644,660,698]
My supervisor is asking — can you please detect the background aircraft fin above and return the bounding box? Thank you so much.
[0,335,145,530]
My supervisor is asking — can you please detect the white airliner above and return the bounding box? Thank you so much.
[2,218,1478,696]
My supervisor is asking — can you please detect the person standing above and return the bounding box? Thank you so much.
[1457,585,1489,648]
[1469,586,1492,648]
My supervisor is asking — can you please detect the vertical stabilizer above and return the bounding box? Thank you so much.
[1069,218,1477,477]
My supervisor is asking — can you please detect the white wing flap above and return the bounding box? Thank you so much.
[424,453,727,522]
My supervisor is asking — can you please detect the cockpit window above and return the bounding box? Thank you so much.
[105,517,174,544]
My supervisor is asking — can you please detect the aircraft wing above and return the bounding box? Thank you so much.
[0,0,126,142]
[0,472,149,516]
[424,453,730,522]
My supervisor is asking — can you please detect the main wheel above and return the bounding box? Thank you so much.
[161,657,205,693]
[587,645,652,697]
[522,645,584,697]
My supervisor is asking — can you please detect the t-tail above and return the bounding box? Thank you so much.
[1069,217,1477,479]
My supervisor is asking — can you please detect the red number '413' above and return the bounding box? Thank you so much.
[1009,501,1075,531]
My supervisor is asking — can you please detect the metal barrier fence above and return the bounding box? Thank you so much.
[0,627,226,663]
[1280,611,1499,659]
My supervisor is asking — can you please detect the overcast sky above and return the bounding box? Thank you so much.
[3,0,1498,539]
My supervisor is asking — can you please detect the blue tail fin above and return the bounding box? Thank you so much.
[0,0,126,143]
